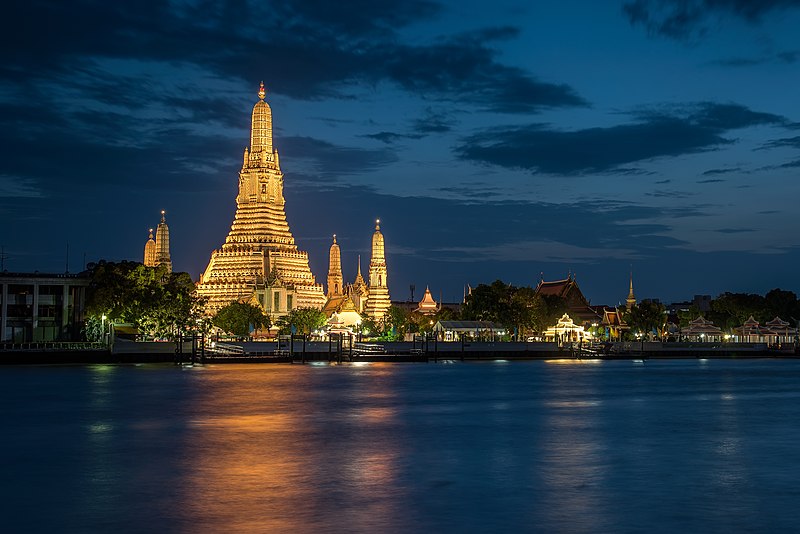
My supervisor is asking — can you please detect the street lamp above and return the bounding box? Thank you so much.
[101,314,107,345]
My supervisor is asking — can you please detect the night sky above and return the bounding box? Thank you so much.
[2,0,799,305]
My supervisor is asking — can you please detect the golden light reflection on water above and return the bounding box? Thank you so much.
[176,365,405,533]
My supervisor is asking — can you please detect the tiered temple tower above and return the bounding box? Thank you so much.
[143,228,156,267]
[155,210,172,273]
[196,82,325,314]
[364,219,391,321]
[143,210,171,272]
[327,235,343,298]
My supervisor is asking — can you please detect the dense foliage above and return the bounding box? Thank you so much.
[677,289,800,329]
[275,307,327,335]
[460,280,567,338]
[85,260,205,341]
[213,301,271,338]
[623,299,667,340]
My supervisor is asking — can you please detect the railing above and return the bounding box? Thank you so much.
[208,342,244,355]
[0,342,107,352]
[353,343,386,354]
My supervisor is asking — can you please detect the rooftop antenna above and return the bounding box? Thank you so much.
[0,246,7,271]
[65,241,69,273]
[410,284,415,302]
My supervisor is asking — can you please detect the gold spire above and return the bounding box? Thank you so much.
[626,269,636,308]
[155,210,172,273]
[250,81,273,157]
[144,228,156,267]
[327,233,343,298]
[365,219,390,321]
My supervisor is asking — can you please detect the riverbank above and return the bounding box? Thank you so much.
[0,340,797,364]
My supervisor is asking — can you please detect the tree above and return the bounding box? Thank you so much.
[275,307,327,335]
[213,301,271,339]
[536,294,568,333]
[460,280,567,338]
[710,292,764,329]
[764,289,800,322]
[85,261,205,340]
[623,300,667,340]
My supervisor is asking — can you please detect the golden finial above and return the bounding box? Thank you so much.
[375,218,380,230]
[258,81,266,100]
[161,210,166,223]
[332,234,337,244]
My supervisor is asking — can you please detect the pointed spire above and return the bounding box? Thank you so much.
[627,268,636,308]
[258,81,266,100]
[161,209,166,223]
[332,233,337,245]
[148,228,154,239]
[375,218,381,231]
[357,254,362,277]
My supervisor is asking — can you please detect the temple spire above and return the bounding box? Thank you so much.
[250,80,273,157]
[144,228,156,267]
[327,233,343,298]
[365,219,390,321]
[155,210,172,273]
[626,269,636,308]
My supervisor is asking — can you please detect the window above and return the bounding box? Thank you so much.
[287,295,293,310]
[261,184,266,194]
[274,292,280,311]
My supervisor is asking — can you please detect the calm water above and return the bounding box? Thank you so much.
[2,359,800,533]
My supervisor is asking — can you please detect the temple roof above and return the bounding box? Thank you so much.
[415,286,438,315]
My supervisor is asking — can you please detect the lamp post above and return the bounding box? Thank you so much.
[101,314,107,345]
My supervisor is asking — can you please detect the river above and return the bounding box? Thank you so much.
[2,359,800,533]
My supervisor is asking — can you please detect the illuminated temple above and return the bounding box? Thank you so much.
[143,210,172,273]
[196,83,325,314]
[322,222,392,324]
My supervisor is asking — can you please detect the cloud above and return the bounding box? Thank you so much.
[456,102,784,175]
[696,178,724,183]
[433,240,641,263]
[715,228,753,234]
[279,136,397,176]
[361,131,424,144]
[711,50,799,67]
[702,167,740,175]
[0,175,43,198]
[646,190,693,199]
[623,0,800,40]
[761,136,800,149]
[1,1,585,113]
[413,109,455,134]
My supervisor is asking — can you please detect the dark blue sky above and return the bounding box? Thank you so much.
[1,0,799,305]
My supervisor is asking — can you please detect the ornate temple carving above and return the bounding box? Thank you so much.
[196,82,325,314]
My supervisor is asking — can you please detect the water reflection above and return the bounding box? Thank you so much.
[4,361,800,532]
[178,365,405,533]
